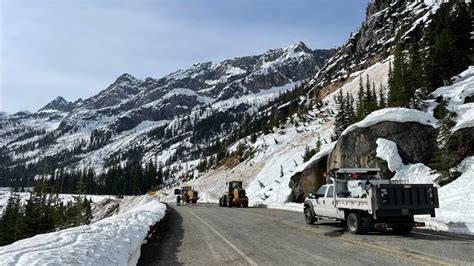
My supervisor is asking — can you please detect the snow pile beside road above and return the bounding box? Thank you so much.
[376,139,474,235]
[0,195,166,265]
[424,156,474,234]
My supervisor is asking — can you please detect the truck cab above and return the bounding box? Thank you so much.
[310,184,343,219]
[304,168,439,234]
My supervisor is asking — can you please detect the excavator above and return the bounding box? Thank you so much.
[219,180,249,208]
[175,186,199,205]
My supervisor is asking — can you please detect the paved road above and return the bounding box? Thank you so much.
[139,203,474,265]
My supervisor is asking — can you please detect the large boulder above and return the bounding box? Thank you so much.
[328,121,437,179]
[450,127,474,158]
[288,155,328,203]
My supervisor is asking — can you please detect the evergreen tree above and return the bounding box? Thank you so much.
[388,41,406,107]
[378,82,387,108]
[344,92,356,126]
[356,75,365,120]
[0,193,25,245]
[333,90,346,140]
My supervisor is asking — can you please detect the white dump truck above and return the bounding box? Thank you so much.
[303,168,439,234]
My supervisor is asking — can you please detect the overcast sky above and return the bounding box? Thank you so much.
[0,0,367,113]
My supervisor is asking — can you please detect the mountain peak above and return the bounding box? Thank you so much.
[286,41,310,53]
[116,73,137,83]
[39,96,74,112]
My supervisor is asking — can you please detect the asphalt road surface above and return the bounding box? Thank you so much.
[139,203,474,265]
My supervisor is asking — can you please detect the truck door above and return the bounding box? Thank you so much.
[313,185,327,217]
[323,185,338,218]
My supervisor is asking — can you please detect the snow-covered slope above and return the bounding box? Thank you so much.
[0,195,166,265]
[160,58,391,205]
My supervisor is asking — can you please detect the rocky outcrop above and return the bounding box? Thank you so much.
[450,127,474,159]
[309,0,437,93]
[328,121,437,179]
[288,155,328,203]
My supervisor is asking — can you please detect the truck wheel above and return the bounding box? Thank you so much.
[222,196,227,207]
[184,194,190,204]
[227,196,233,207]
[347,212,363,234]
[304,208,316,224]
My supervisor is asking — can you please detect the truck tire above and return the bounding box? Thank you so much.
[227,196,233,207]
[184,194,190,204]
[304,208,316,224]
[347,212,364,234]
[222,195,227,207]
[176,196,181,205]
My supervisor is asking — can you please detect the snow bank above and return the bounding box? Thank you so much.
[342,108,437,136]
[424,156,474,234]
[260,202,303,213]
[0,195,166,265]
[376,139,474,234]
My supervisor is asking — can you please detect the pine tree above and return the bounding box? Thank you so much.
[388,41,406,107]
[406,41,425,108]
[344,92,356,126]
[0,193,25,245]
[378,82,387,108]
[431,99,459,184]
[315,133,322,153]
[356,75,365,120]
[333,90,346,140]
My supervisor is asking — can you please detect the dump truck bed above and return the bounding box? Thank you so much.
[334,183,439,218]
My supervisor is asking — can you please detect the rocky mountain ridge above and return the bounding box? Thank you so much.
[0,42,333,184]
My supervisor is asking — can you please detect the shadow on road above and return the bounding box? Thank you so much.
[138,206,184,266]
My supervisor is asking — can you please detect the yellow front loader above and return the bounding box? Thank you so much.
[219,181,249,208]
[175,186,199,205]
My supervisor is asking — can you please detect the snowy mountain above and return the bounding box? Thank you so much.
[0,42,333,184]
[38,96,75,113]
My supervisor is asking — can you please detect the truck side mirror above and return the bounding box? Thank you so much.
[308,192,316,199]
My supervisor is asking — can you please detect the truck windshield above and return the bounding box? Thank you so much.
[316,186,327,197]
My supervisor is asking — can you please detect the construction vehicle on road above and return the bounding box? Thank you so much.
[175,186,199,205]
[304,168,439,234]
[219,181,249,208]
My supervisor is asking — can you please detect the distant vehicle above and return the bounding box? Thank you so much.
[304,168,439,234]
[219,181,249,208]
[175,186,199,205]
